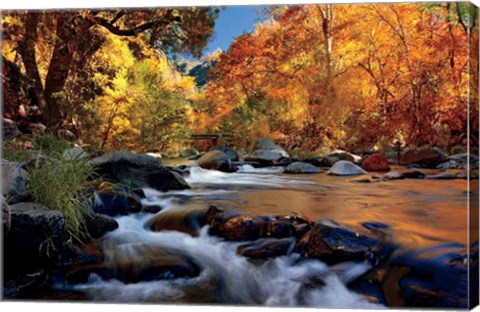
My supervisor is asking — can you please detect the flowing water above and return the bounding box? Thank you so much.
[61,164,476,308]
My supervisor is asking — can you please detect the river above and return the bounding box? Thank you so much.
[59,164,477,308]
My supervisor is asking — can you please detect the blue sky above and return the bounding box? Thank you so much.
[205,5,267,55]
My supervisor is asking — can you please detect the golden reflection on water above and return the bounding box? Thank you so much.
[236,172,470,250]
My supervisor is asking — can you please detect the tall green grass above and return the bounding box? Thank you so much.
[26,151,94,243]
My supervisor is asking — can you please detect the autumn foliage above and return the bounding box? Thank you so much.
[1,3,478,155]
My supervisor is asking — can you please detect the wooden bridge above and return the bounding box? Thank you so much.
[189,133,233,146]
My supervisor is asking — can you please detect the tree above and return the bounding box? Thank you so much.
[2,8,219,127]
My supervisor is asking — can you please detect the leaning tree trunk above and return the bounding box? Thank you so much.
[44,14,76,128]
[18,12,48,112]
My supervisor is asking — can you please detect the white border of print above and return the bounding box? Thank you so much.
[0,1,479,312]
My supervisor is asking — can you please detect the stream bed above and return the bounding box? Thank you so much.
[54,164,477,308]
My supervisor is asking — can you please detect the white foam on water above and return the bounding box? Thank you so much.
[70,213,381,308]
[185,166,314,188]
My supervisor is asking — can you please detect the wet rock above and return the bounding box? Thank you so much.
[237,237,297,259]
[62,147,88,161]
[276,215,314,239]
[90,151,189,192]
[111,244,200,283]
[298,222,377,264]
[3,118,22,139]
[143,204,163,214]
[3,271,49,299]
[400,147,447,168]
[352,178,372,183]
[1,160,29,199]
[284,161,322,174]
[149,208,210,236]
[210,146,239,161]
[4,202,65,273]
[327,160,367,176]
[384,172,405,180]
[426,172,457,180]
[306,156,333,168]
[274,157,294,167]
[92,189,142,216]
[83,212,118,239]
[197,150,237,172]
[215,215,267,241]
[402,171,426,179]
[180,147,199,158]
[361,153,390,172]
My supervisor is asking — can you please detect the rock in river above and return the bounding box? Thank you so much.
[284,161,322,174]
[237,237,297,259]
[361,153,390,172]
[209,146,239,161]
[244,137,290,164]
[327,160,367,176]
[90,151,189,192]
[298,221,378,264]
[400,146,447,168]
[197,150,237,172]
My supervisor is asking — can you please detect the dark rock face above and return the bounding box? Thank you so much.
[284,162,322,174]
[237,237,297,259]
[209,146,239,161]
[4,202,65,274]
[83,212,118,239]
[90,151,189,192]
[400,147,447,168]
[298,222,377,264]
[402,171,426,179]
[362,153,390,172]
[197,150,237,172]
[93,189,142,216]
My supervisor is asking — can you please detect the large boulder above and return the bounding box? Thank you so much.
[361,153,390,172]
[245,138,290,164]
[215,215,267,241]
[298,221,378,264]
[284,161,321,174]
[92,189,142,216]
[90,151,189,192]
[327,160,367,176]
[400,147,447,168]
[1,160,29,199]
[4,202,65,272]
[209,146,239,161]
[197,150,237,172]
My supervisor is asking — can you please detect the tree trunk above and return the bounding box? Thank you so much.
[18,12,47,112]
[44,13,76,127]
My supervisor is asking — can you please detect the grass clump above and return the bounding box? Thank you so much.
[33,134,71,158]
[2,140,32,162]
[26,152,95,243]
